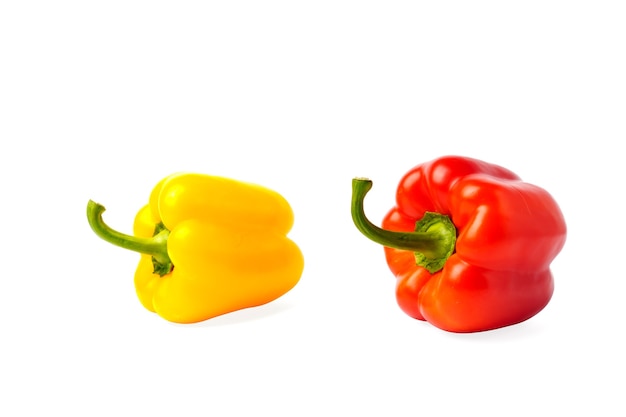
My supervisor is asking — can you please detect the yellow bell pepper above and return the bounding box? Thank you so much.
[86,173,304,323]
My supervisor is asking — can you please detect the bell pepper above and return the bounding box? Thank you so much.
[351,156,566,333]
[87,173,304,324]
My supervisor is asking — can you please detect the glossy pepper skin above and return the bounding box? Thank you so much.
[87,173,304,324]
[351,156,566,333]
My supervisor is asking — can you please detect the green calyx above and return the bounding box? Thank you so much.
[86,200,173,276]
[350,178,456,273]
[411,211,457,273]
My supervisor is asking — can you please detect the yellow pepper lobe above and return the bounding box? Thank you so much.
[134,255,160,313]
[151,173,295,235]
[149,220,304,323]
[133,205,156,238]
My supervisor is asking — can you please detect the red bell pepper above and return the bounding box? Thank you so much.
[351,156,566,333]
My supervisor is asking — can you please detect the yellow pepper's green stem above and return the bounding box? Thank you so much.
[86,200,173,276]
[351,178,456,273]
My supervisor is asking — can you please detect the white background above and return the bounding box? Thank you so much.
[1,1,624,415]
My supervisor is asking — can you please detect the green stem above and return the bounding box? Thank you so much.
[86,200,173,276]
[351,178,456,273]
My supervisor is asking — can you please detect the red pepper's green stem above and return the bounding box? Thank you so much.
[86,200,173,276]
[351,178,456,273]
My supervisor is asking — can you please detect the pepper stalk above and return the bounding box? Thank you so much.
[351,178,456,273]
[86,200,173,276]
